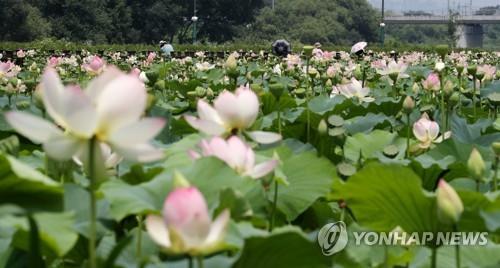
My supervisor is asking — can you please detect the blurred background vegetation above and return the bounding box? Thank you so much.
[0,0,499,49]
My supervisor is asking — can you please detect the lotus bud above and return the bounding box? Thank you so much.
[403,96,415,114]
[492,142,500,156]
[224,54,238,70]
[303,45,314,57]
[154,80,165,91]
[468,148,485,181]
[412,83,421,94]
[206,87,214,98]
[318,119,328,136]
[443,80,454,96]
[436,179,464,224]
[449,92,460,105]
[195,86,206,97]
[325,79,333,87]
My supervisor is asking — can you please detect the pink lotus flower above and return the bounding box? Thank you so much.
[47,56,61,68]
[331,78,375,103]
[145,186,230,255]
[0,61,19,78]
[185,85,281,144]
[6,67,165,166]
[82,55,106,75]
[147,52,157,64]
[189,136,278,179]
[421,73,441,91]
[478,64,496,81]
[16,50,26,58]
[326,66,337,78]
[286,54,301,69]
[413,113,450,149]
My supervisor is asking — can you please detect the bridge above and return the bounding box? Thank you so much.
[384,14,500,48]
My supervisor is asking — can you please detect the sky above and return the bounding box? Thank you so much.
[368,0,500,13]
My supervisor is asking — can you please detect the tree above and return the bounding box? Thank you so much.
[238,0,378,45]
[0,0,51,41]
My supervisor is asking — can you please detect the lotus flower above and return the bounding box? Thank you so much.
[195,62,215,71]
[0,61,19,79]
[5,67,165,168]
[73,143,122,176]
[351,42,367,55]
[477,64,496,81]
[421,73,441,91]
[185,84,281,144]
[376,60,410,81]
[145,186,230,255]
[16,50,26,58]
[147,52,157,64]
[331,78,375,103]
[82,55,106,75]
[47,56,61,68]
[189,136,278,179]
[413,113,450,149]
[286,54,301,69]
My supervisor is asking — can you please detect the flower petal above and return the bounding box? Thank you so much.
[204,210,230,246]
[111,143,164,162]
[43,134,85,161]
[184,115,226,136]
[109,118,166,146]
[59,86,98,137]
[41,68,65,124]
[96,74,146,133]
[246,131,282,144]
[145,215,171,248]
[5,111,62,143]
[250,159,278,179]
[197,100,222,124]
[85,66,123,101]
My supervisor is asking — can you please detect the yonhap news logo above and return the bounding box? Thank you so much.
[317,221,490,256]
[317,221,348,256]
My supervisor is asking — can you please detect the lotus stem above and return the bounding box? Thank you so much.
[454,225,461,268]
[431,247,437,268]
[493,156,499,191]
[269,180,279,231]
[306,57,311,143]
[197,256,204,268]
[406,115,411,158]
[88,137,97,268]
[136,215,143,261]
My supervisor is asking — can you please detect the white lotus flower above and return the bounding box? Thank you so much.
[376,60,410,80]
[331,78,375,103]
[5,67,166,166]
[413,113,450,149]
[185,85,281,144]
[189,136,278,179]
